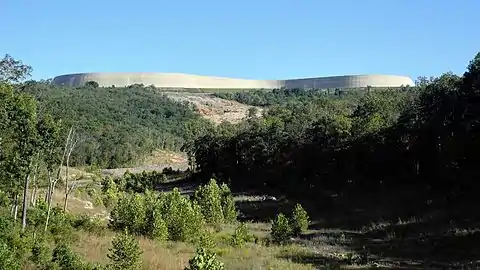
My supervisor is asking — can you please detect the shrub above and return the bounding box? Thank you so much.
[184,248,225,270]
[290,203,310,236]
[145,210,168,241]
[162,188,205,241]
[271,213,292,244]
[27,200,48,230]
[107,230,143,270]
[0,240,20,270]
[193,179,224,225]
[30,237,51,268]
[101,176,119,209]
[51,243,87,270]
[194,230,216,252]
[231,222,254,247]
[109,193,146,234]
[220,183,237,223]
[142,190,168,240]
[0,214,32,265]
[72,214,106,235]
[48,207,77,244]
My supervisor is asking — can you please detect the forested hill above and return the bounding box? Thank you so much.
[187,53,480,202]
[18,82,214,168]
[215,86,413,107]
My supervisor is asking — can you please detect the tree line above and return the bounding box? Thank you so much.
[187,53,480,204]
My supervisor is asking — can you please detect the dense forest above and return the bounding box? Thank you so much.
[188,54,480,205]
[16,81,214,168]
[214,86,412,107]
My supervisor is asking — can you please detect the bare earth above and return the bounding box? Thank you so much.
[163,92,262,124]
[101,150,189,177]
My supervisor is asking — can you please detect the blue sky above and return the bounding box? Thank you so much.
[1,0,478,81]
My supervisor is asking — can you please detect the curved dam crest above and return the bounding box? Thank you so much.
[52,72,414,89]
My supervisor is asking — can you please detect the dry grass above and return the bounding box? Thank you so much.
[71,224,317,270]
[73,232,194,269]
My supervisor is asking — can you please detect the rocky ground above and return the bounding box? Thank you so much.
[163,92,262,124]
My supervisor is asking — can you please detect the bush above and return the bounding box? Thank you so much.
[290,203,310,236]
[109,193,146,234]
[27,200,48,230]
[194,230,216,252]
[162,188,205,241]
[51,243,87,270]
[231,223,254,247]
[101,176,119,209]
[220,183,237,223]
[184,248,225,270]
[0,240,20,270]
[107,230,143,270]
[0,214,33,265]
[144,202,169,242]
[193,179,224,225]
[30,237,51,268]
[271,213,292,244]
[48,207,77,244]
[72,214,106,235]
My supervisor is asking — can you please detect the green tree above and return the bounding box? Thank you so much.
[270,213,291,244]
[107,230,143,270]
[290,203,310,236]
[193,179,224,225]
[0,83,39,231]
[0,54,32,83]
[184,248,224,270]
[85,81,99,88]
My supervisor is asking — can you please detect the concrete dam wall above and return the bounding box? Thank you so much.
[52,72,414,89]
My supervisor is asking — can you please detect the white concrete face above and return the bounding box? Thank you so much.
[52,72,414,89]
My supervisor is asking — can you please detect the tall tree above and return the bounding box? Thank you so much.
[0,82,38,231]
[0,54,33,83]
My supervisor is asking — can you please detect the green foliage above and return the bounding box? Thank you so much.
[109,193,146,234]
[107,230,143,270]
[0,54,32,83]
[193,179,224,225]
[271,213,292,244]
[184,248,225,270]
[30,237,51,268]
[162,188,205,241]
[19,81,214,168]
[0,240,20,270]
[72,214,106,235]
[101,176,119,208]
[48,207,77,244]
[231,223,254,247]
[220,183,237,223]
[194,230,216,252]
[120,171,169,193]
[51,243,87,270]
[143,191,168,241]
[290,203,310,236]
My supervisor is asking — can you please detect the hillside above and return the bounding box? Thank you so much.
[18,82,214,168]
[163,92,263,124]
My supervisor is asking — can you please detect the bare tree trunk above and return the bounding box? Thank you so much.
[30,155,39,207]
[13,194,18,221]
[45,127,73,232]
[30,186,36,207]
[21,173,30,232]
[63,128,78,212]
[44,172,54,232]
[44,189,48,203]
[10,195,15,216]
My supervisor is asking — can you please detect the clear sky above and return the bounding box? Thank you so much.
[1,0,478,81]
